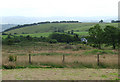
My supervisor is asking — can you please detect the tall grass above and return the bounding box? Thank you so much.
[2,55,118,69]
[2,41,118,69]
[83,49,118,55]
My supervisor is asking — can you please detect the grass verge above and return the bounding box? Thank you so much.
[2,62,118,69]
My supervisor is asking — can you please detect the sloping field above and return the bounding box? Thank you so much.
[4,23,118,35]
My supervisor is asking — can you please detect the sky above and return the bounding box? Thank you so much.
[0,0,119,17]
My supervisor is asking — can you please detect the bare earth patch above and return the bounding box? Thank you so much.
[2,68,118,80]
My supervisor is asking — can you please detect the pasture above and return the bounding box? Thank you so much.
[4,23,118,37]
[2,68,118,80]
[2,42,118,69]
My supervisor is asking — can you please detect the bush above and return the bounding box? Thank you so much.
[3,62,16,69]
[6,39,14,45]
[9,55,17,62]
[48,39,57,43]
[49,33,74,43]
[64,45,73,49]
[83,49,117,55]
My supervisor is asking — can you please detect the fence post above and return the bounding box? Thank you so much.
[97,54,99,66]
[29,54,32,64]
[62,55,65,63]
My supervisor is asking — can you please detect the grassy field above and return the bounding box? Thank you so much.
[2,42,118,69]
[16,32,52,37]
[2,55,118,69]
[3,23,118,37]
[2,68,118,80]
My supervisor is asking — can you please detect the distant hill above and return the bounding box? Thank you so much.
[1,24,18,32]
[2,16,117,24]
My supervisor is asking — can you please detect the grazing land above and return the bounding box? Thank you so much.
[2,68,118,80]
[2,42,118,68]
[3,23,118,37]
[2,22,119,80]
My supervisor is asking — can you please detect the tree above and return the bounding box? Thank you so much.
[71,30,74,35]
[88,24,104,49]
[99,20,103,23]
[104,26,120,49]
[3,35,14,45]
[26,35,32,41]
[7,34,11,39]
[74,34,80,41]
[49,33,74,43]
[118,30,120,48]
[68,31,70,34]
[111,20,115,23]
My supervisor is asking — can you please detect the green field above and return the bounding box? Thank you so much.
[3,23,118,37]
[16,32,52,37]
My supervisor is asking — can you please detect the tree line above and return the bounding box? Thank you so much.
[2,33,80,45]
[111,20,120,23]
[88,24,120,49]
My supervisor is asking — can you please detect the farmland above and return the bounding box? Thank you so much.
[3,23,118,37]
[2,42,118,68]
[2,22,119,80]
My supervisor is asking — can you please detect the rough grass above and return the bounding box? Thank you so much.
[2,68,118,80]
[2,42,118,69]
[31,52,71,56]
[2,54,118,69]
[83,49,118,55]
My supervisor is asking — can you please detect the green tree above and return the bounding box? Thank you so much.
[26,35,32,41]
[73,34,80,41]
[99,20,103,23]
[104,26,120,49]
[49,33,74,43]
[71,30,74,35]
[88,24,104,49]
[3,35,14,45]
[68,31,70,34]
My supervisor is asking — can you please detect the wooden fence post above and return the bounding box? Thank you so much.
[29,54,32,64]
[97,54,99,66]
[62,55,65,63]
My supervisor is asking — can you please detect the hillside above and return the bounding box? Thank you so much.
[4,23,118,37]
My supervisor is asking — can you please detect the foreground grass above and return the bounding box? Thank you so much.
[2,60,118,69]
[2,68,118,80]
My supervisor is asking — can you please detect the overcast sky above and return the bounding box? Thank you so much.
[0,0,119,17]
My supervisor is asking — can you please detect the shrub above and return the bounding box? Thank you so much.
[3,62,16,69]
[48,39,57,43]
[64,45,73,49]
[9,55,17,62]
[49,33,74,43]
[73,61,79,64]
[83,49,116,55]
[6,39,14,45]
